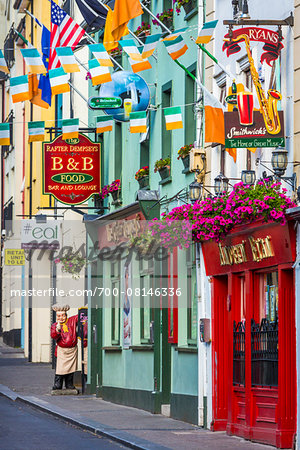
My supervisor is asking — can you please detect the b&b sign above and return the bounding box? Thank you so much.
[43,133,101,205]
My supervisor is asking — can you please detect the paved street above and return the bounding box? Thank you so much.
[0,395,126,450]
[0,340,274,450]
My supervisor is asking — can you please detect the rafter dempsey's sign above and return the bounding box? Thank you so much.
[21,220,61,250]
[223,27,284,65]
[224,111,285,148]
[43,133,100,205]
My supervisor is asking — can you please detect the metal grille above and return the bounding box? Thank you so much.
[4,28,15,69]
[233,320,245,385]
[251,318,278,387]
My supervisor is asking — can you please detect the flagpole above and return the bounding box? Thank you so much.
[190,37,234,80]
[68,81,88,103]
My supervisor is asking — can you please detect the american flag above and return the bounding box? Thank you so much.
[48,0,85,70]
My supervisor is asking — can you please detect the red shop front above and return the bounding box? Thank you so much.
[202,219,297,448]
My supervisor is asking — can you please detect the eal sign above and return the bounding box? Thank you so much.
[21,220,61,250]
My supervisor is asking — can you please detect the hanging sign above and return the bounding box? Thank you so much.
[224,111,285,148]
[223,27,284,65]
[88,97,122,109]
[43,133,101,205]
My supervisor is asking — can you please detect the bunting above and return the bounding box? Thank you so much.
[0,123,10,145]
[119,39,143,61]
[49,67,70,95]
[142,34,161,59]
[96,115,113,133]
[163,35,188,60]
[62,118,79,140]
[55,47,80,73]
[10,75,30,103]
[21,48,46,74]
[0,50,9,74]
[130,111,147,133]
[129,57,151,73]
[196,20,218,44]
[164,107,183,130]
[88,59,112,86]
[28,121,45,142]
[88,43,113,67]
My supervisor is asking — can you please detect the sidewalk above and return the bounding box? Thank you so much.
[0,340,273,450]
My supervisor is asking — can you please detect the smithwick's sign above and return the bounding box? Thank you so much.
[224,111,285,148]
[219,235,274,266]
[223,27,284,65]
[43,133,100,205]
[202,221,295,276]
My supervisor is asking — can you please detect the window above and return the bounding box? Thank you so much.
[115,122,122,180]
[111,260,120,345]
[185,66,196,145]
[140,257,154,343]
[4,28,15,69]
[162,82,172,161]
[168,247,178,343]
[251,271,278,387]
[187,245,197,344]
[3,197,13,236]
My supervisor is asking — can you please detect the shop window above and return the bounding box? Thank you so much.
[114,122,122,181]
[186,245,197,344]
[251,271,278,387]
[139,258,154,343]
[111,260,120,345]
[161,82,172,161]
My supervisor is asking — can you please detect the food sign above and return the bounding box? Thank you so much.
[43,133,100,205]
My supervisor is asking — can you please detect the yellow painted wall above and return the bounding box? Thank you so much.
[24,3,55,216]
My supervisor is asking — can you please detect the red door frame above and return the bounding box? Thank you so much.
[211,265,296,448]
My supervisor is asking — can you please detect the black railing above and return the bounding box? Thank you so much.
[233,320,245,385]
[251,318,278,387]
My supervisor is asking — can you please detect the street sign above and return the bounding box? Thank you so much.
[88,96,122,110]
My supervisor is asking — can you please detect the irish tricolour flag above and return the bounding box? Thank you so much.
[28,121,45,143]
[49,67,70,95]
[119,39,143,62]
[196,20,218,44]
[10,75,30,103]
[88,59,112,86]
[88,44,113,67]
[96,116,113,134]
[62,118,79,140]
[142,34,161,59]
[21,47,46,74]
[0,123,10,145]
[129,111,147,133]
[164,107,183,130]
[55,47,80,73]
[163,35,188,61]
[0,50,9,74]
[129,57,151,73]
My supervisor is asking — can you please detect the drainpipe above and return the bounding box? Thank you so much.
[295,223,300,450]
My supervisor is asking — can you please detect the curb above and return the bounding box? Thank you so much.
[0,385,166,450]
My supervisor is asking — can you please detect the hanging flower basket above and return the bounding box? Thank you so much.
[181,154,190,170]
[134,22,151,37]
[138,176,150,189]
[174,0,197,15]
[54,252,85,280]
[152,9,174,30]
[110,188,122,202]
[154,157,171,180]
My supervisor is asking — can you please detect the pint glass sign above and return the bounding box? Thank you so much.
[43,133,101,205]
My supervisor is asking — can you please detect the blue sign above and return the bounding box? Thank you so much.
[99,71,150,122]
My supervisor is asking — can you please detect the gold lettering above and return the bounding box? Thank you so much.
[82,157,94,170]
[51,157,63,170]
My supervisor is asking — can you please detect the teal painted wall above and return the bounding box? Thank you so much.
[87,0,199,418]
